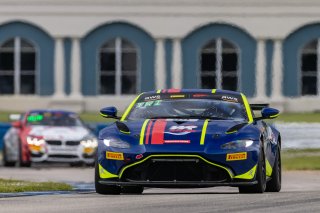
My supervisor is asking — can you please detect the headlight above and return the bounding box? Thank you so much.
[26,136,45,146]
[81,137,98,148]
[103,138,130,149]
[221,140,254,149]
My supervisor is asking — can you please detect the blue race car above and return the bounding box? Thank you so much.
[95,89,281,194]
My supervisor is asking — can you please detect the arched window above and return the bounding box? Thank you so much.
[0,37,36,94]
[301,39,318,95]
[200,38,239,91]
[99,38,138,95]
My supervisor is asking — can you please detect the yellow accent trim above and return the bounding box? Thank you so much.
[119,130,130,134]
[234,165,257,180]
[212,89,216,93]
[266,159,273,176]
[156,89,161,93]
[170,95,185,98]
[241,93,253,123]
[100,112,109,118]
[121,93,143,121]
[200,119,209,145]
[139,119,150,145]
[119,154,234,179]
[99,164,119,178]
[270,113,279,118]
[226,130,237,134]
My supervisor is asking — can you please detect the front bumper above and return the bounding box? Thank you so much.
[98,151,260,187]
[98,180,258,188]
[29,145,96,163]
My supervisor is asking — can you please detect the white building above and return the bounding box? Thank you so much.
[0,0,319,112]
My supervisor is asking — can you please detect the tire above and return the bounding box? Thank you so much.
[266,146,281,192]
[239,145,266,194]
[95,160,121,195]
[19,140,31,167]
[2,144,16,167]
[121,186,144,194]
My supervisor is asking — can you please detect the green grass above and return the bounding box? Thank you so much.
[0,179,72,193]
[276,113,320,123]
[282,148,320,170]
[1,111,320,123]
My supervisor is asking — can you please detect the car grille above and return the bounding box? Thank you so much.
[66,141,80,146]
[121,156,231,182]
[48,154,78,159]
[46,140,62,146]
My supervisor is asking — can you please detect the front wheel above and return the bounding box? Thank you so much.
[95,161,121,195]
[266,146,281,192]
[2,144,16,167]
[239,145,266,194]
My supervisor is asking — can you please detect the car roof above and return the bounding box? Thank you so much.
[144,89,241,96]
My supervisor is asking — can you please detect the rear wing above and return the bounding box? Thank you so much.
[249,104,269,111]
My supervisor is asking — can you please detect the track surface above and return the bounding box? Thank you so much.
[0,166,320,213]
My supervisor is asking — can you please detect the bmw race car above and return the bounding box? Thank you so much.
[3,110,97,167]
[96,89,281,194]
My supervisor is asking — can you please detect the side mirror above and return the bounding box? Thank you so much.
[12,121,22,129]
[100,107,120,119]
[261,108,279,119]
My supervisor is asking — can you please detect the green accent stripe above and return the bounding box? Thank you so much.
[200,119,209,145]
[270,113,279,118]
[241,93,253,123]
[121,93,143,121]
[119,154,234,179]
[234,164,257,180]
[139,119,150,145]
[266,159,273,176]
[225,130,237,134]
[99,164,119,178]
[119,130,130,134]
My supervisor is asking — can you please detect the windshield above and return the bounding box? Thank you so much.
[26,112,84,127]
[126,93,248,121]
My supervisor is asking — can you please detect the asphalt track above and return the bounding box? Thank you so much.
[0,166,320,213]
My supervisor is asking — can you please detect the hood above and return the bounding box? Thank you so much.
[28,125,91,141]
[101,119,257,153]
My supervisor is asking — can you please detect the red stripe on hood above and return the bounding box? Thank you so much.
[151,119,167,144]
[145,120,153,144]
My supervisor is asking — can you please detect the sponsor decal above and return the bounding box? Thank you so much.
[166,119,198,122]
[170,94,185,98]
[221,95,238,103]
[144,95,161,101]
[161,89,181,93]
[106,151,124,160]
[193,94,209,98]
[136,100,162,108]
[169,125,197,132]
[226,152,247,161]
[136,154,143,159]
[164,140,190,144]
[165,125,198,135]
[27,114,44,122]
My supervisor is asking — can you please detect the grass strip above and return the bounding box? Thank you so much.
[282,149,320,170]
[0,178,72,193]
